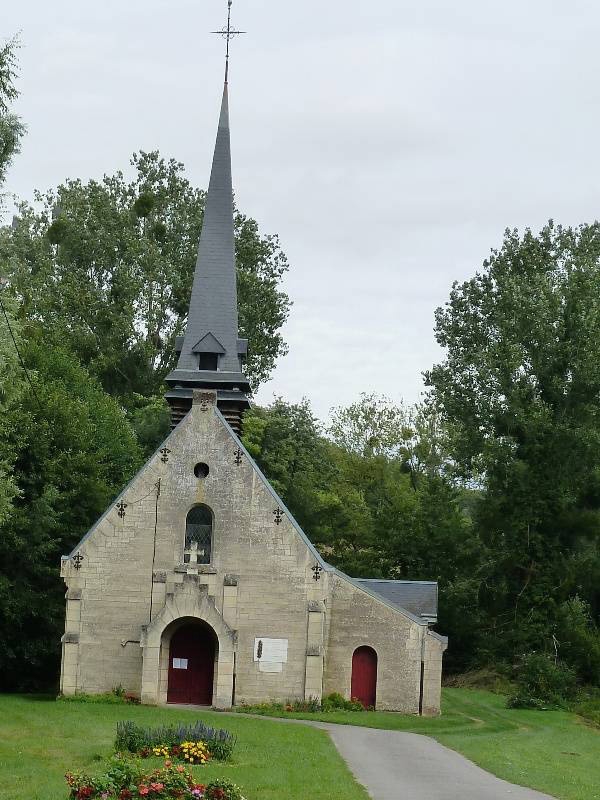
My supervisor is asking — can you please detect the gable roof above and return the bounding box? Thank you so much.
[192,332,226,354]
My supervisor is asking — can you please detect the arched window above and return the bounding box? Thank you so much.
[184,505,213,564]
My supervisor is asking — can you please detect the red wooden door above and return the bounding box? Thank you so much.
[167,623,215,705]
[351,646,377,708]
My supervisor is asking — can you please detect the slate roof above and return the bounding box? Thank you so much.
[165,81,249,399]
[354,579,438,623]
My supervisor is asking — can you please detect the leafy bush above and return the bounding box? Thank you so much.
[556,597,600,685]
[65,753,246,798]
[238,694,365,715]
[443,668,514,695]
[321,693,364,712]
[506,694,548,710]
[58,689,139,705]
[572,688,600,727]
[115,721,235,761]
[283,697,322,713]
[507,653,578,709]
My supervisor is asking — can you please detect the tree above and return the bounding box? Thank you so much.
[244,396,478,649]
[242,398,327,528]
[0,35,25,209]
[427,221,600,662]
[0,315,143,690]
[0,295,24,525]
[0,151,290,403]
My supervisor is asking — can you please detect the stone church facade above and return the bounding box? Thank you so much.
[59,70,447,715]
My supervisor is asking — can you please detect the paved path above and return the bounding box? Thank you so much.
[317,722,555,800]
[175,708,555,799]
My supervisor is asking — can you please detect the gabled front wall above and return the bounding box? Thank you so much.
[61,394,326,704]
[60,393,443,713]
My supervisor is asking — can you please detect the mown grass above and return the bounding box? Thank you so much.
[0,695,368,800]
[237,688,600,800]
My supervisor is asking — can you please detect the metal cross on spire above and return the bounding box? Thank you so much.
[211,0,246,84]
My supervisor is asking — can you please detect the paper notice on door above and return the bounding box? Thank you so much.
[172,658,188,669]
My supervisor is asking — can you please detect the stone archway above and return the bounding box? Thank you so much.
[140,574,235,708]
[166,618,217,705]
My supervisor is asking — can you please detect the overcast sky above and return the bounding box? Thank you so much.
[4,1,600,420]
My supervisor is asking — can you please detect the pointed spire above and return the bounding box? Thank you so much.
[165,80,250,430]
[174,84,241,374]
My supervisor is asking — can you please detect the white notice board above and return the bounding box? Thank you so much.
[254,637,288,663]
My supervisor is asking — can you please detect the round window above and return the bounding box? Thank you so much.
[194,462,209,479]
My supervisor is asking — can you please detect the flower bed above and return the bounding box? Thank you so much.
[237,692,365,715]
[116,721,235,761]
[65,755,246,800]
[143,742,210,765]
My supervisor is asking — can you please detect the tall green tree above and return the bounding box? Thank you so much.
[427,221,600,664]
[0,35,25,208]
[0,151,290,402]
[0,312,143,690]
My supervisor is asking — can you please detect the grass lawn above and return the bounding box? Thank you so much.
[0,695,368,800]
[237,688,600,800]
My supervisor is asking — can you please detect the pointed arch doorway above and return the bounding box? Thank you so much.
[167,619,217,705]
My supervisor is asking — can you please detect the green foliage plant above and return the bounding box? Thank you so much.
[427,221,600,670]
[115,720,236,761]
[321,692,365,712]
[0,334,143,691]
[556,597,600,685]
[65,753,246,799]
[1,152,290,403]
[507,653,578,709]
[0,35,26,209]
[237,694,364,715]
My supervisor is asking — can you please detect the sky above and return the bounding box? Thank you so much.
[4,0,600,420]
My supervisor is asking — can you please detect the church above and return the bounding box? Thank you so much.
[59,41,447,715]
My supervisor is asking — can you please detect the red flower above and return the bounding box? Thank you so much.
[76,787,94,800]
[119,791,133,800]
[138,786,150,796]
[211,790,226,800]
[149,783,164,793]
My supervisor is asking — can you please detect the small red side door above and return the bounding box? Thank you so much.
[351,646,377,708]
